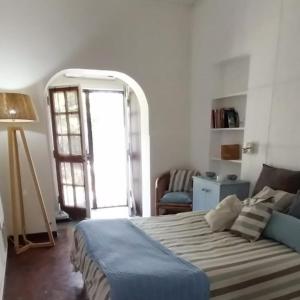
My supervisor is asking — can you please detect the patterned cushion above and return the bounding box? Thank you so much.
[242,197,271,206]
[168,169,199,192]
[252,185,275,200]
[160,192,192,204]
[253,186,296,213]
[230,203,273,242]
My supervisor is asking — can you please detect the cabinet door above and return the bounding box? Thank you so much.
[201,180,220,210]
[220,183,250,201]
[193,179,207,211]
[193,179,220,211]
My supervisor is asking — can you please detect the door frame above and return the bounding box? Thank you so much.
[45,69,150,217]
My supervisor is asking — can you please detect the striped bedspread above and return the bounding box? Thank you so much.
[71,211,300,300]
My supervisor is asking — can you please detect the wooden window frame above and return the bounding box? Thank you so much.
[49,86,87,219]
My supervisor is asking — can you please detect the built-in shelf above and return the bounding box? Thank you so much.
[210,127,244,131]
[209,55,250,177]
[213,91,247,101]
[211,157,242,164]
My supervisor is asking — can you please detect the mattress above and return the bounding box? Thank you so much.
[71,211,300,300]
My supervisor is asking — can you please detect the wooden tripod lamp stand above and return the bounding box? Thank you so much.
[0,93,55,254]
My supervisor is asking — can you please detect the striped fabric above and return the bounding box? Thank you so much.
[231,203,273,241]
[168,169,199,192]
[71,211,300,300]
[242,197,272,206]
[254,186,296,213]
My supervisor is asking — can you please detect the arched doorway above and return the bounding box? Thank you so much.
[45,69,150,219]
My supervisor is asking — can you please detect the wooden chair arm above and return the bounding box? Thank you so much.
[155,172,170,206]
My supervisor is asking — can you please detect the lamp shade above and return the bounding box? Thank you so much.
[0,93,37,122]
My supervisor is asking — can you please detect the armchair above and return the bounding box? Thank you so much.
[155,170,197,215]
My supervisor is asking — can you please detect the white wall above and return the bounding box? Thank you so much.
[0,0,192,233]
[4,0,297,234]
[190,0,300,190]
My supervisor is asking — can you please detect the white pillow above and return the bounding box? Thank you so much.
[216,194,242,214]
[205,195,242,232]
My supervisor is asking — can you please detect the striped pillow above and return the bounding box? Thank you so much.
[253,186,296,213]
[168,169,199,192]
[230,203,273,242]
[242,196,273,207]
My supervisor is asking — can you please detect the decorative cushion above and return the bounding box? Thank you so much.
[263,211,300,253]
[205,195,242,232]
[288,191,300,219]
[253,185,276,200]
[243,185,274,207]
[242,197,273,207]
[253,186,296,213]
[160,192,192,204]
[230,203,273,242]
[252,164,300,195]
[168,169,199,192]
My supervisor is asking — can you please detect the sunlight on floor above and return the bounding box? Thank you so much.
[91,207,129,219]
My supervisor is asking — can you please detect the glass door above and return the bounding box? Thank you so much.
[49,87,87,219]
[84,90,128,209]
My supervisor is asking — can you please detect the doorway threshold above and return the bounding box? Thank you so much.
[91,206,129,219]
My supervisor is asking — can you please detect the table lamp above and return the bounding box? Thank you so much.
[0,92,55,254]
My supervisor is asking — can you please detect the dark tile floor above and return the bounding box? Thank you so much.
[4,222,88,300]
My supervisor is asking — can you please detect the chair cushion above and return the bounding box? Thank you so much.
[168,169,200,192]
[160,192,192,204]
[252,164,300,195]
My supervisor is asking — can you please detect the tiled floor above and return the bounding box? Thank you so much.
[4,207,129,300]
[4,222,88,300]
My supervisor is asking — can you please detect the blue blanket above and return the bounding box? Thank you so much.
[76,219,209,300]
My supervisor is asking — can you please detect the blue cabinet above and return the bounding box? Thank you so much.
[192,176,250,211]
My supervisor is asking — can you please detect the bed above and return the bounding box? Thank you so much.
[71,210,300,300]
[71,164,300,300]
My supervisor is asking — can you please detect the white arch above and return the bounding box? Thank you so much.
[45,69,151,217]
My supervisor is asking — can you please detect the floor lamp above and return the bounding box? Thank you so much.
[0,93,55,254]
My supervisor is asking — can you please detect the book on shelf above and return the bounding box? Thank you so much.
[211,108,240,128]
